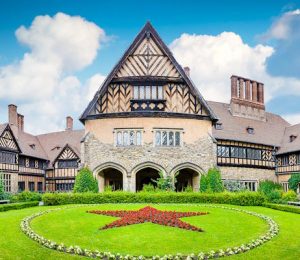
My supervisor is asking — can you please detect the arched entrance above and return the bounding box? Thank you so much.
[94,163,126,192]
[171,163,202,192]
[135,167,160,191]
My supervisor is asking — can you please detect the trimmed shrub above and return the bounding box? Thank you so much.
[200,168,224,193]
[10,191,42,202]
[74,167,98,193]
[263,202,300,214]
[42,191,265,206]
[0,201,39,212]
[288,173,300,192]
[281,190,298,202]
[258,180,283,202]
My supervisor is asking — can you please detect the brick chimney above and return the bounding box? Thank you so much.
[17,114,24,132]
[66,116,73,131]
[184,66,190,77]
[8,104,18,137]
[230,75,266,121]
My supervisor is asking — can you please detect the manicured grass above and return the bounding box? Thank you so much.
[0,204,299,259]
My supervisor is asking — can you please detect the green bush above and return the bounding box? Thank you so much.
[10,191,42,202]
[281,190,298,202]
[263,202,300,214]
[42,191,265,206]
[104,185,113,192]
[200,167,224,193]
[74,167,98,193]
[258,180,283,202]
[288,174,300,192]
[142,183,156,192]
[184,185,193,192]
[0,201,39,212]
[152,171,175,191]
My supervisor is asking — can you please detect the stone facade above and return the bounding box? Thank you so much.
[82,130,216,192]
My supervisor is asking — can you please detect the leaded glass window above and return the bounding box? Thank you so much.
[154,130,182,147]
[168,132,174,146]
[162,131,167,146]
[133,86,164,100]
[115,129,143,146]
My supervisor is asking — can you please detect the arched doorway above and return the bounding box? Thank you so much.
[175,168,199,192]
[96,165,125,192]
[135,167,160,191]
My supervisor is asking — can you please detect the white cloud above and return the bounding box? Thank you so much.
[282,113,300,125]
[0,13,106,134]
[169,31,300,104]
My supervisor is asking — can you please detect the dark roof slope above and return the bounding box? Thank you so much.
[278,124,300,154]
[37,129,84,165]
[208,101,290,147]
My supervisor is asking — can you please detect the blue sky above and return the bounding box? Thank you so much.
[0,0,300,133]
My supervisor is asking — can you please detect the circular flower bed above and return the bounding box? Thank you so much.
[20,205,279,259]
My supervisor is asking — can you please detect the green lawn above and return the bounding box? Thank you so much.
[0,204,299,259]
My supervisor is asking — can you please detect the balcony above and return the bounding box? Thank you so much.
[130,99,166,111]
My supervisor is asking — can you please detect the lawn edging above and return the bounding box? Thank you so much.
[0,201,39,212]
[263,202,300,214]
[42,192,265,206]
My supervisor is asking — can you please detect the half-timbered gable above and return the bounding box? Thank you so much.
[80,22,217,122]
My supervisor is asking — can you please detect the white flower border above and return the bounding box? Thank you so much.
[20,204,279,259]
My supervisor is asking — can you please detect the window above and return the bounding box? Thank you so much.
[18,181,25,192]
[57,159,78,168]
[56,183,74,192]
[247,148,262,160]
[37,182,43,192]
[0,174,11,192]
[133,86,163,99]
[29,182,35,192]
[247,127,254,134]
[215,123,223,130]
[290,135,297,142]
[243,181,257,191]
[115,129,142,146]
[217,146,230,157]
[282,182,289,192]
[0,151,17,164]
[154,130,182,147]
[218,145,267,161]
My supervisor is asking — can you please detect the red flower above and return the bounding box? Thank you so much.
[88,206,208,232]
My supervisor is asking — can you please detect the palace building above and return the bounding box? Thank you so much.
[0,22,299,193]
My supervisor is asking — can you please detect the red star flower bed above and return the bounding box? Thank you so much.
[88,206,208,232]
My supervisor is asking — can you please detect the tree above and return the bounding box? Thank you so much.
[288,174,300,192]
[74,167,98,193]
[152,171,176,191]
[0,173,4,199]
[200,167,224,193]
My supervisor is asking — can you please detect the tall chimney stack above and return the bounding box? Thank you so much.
[230,75,265,121]
[8,104,18,127]
[184,66,190,77]
[17,114,24,132]
[66,116,73,131]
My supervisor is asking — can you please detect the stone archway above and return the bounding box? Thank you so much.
[131,162,166,192]
[93,163,127,192]
[171,163,203,192]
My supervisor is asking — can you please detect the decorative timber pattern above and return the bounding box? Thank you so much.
[116,36,180,78]
[276,152,300,174]
[0,130,18,151]
[58,147,78,160]
[217,140,275,169]
[165,84,206,115]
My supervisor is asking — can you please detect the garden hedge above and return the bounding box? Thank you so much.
[42,191,265,206]
[0,201,39,212]
[263,202,300,214]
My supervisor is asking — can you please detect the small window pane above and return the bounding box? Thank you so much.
[133,86,139,99]
[139,86,145,99]
[168,132,174,146]
[175,132,180,146]
[162,131,167,146]
[123,131,129,146]
[145,86,151,99]
[129,131,135,145]
[117,132,122,146]
[155,131,161,146]
[136,131,142,145]
[151,86,157,99]
[158,86,163,99]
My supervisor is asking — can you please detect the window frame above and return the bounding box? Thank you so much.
[133,85,164,100]
[114,128,143,147]
[153,128,183,147]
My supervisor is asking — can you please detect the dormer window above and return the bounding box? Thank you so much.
[51,146,61,151]
[290,135,297,142]
[247,127,254,134]
[215,123,223,130]
[133,86,163,100]
[29,144,36,149]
